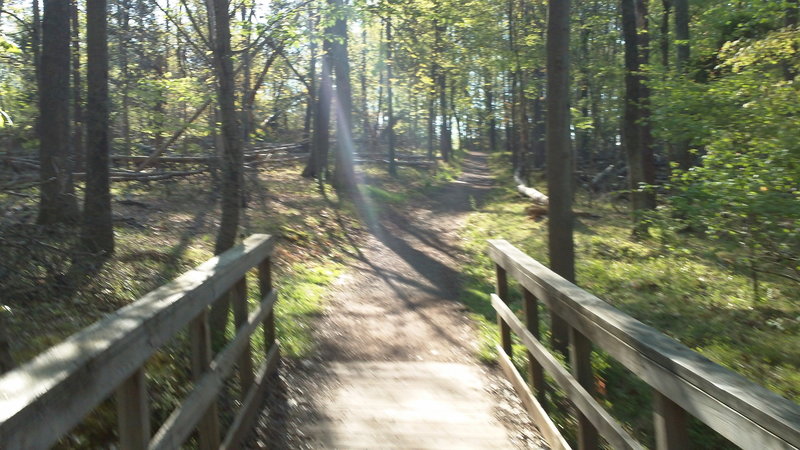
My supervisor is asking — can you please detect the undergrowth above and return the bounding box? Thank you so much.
[457,152,799,448]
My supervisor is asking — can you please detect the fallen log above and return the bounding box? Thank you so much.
[353,159,434,168]
[514,174,549,206]
[112,155,213,164]
[74,169,207,182]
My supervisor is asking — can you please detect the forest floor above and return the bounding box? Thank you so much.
[249,151,546,448]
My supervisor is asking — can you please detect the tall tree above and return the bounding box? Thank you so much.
[302,23,333,181]
[546,0,574,358]
[385,16,397,176]
[670,0,693,170]
[71,0,84,172]
[330,0,357,192]
[621,0,656,230]
[209,0,243,254]
[673,0,689,72]
[38,0,79,225]
[81,0,114,254]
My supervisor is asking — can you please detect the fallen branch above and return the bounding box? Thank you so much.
[514,174,549,206]
[136,98,214,171]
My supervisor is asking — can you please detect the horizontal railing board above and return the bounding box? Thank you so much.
[488,239,800,449]
[491,294,642,450]
[220,343,280,450]
[0,234,276,450]
[149,290,278,449]
[494,344,571,450]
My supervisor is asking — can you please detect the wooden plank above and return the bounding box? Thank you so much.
[488,239,800,449]
[231,277,255,395]
[116,367,151,450]
[0,234,276,450]
[220,343,280,450]
[189,311,220,450]
[570,327,599,450]
[149,290,277,450]
[523,289,546,407]
[491,294,642,450]
[653,391,689,450]
[496,264,512,357]
[495,344,570,450]
[258,258,275,359]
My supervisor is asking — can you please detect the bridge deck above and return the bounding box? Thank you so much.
[299,361,520,449]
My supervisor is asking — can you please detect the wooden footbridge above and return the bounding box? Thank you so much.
[1,234,798,449]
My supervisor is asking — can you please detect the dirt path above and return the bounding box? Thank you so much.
[249,152,546,449]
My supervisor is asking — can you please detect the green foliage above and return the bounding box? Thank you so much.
[655,26,800,295]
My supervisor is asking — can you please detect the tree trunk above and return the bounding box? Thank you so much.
[330,0,357,193]
[621,0,656,230]
[32,0,41,86]
[303,39,332,181]
[385,18,397,176]
[546,0,574,359]
[673,0,689,72]
[427,89,435,160]
[0,312,13,375]
[82,0,114,254]
[636,0,657,196]
[38,0,79,225]
[360,26,370,148]
[71,0,84,172]
[303,14,318,142]
[118,0,131,154]
[660,0,671,69]
[435,20,450,162]
[209,0,242,255]
[483,73,497,153]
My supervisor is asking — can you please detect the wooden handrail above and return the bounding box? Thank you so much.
[0,234,279,450]
[488,239,800,450]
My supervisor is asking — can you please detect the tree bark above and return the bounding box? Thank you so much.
[330,0,357,193]
[385,17,397,176]
[435,20,450,162]
[673,0,689,72]
[209,0,242,254]
[71,0,84,172]
[0,311,13,375]
[38,0,79,225]
[118,0,131,153]
[621,0,656,230]
[660,0,671,69]
[81,0,114,254]
[483,72,497,153]
[303,37,332,181]
[546,0,574,358]
[32,0,41,86]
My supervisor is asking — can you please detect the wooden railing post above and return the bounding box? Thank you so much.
[259,257,276,354]
[496,264,512,357]
[570,327,599,450]
[523,289,546,407]
[653,391,689,449]
[116,367,150,450]
[190,310,221,450]
[232,277,255,395]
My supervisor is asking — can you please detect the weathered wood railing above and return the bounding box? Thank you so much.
[0,234,279,449]
[488,239,800,450]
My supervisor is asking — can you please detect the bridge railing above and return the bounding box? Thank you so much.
[488,239,800,450]
[0,234,279,450]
